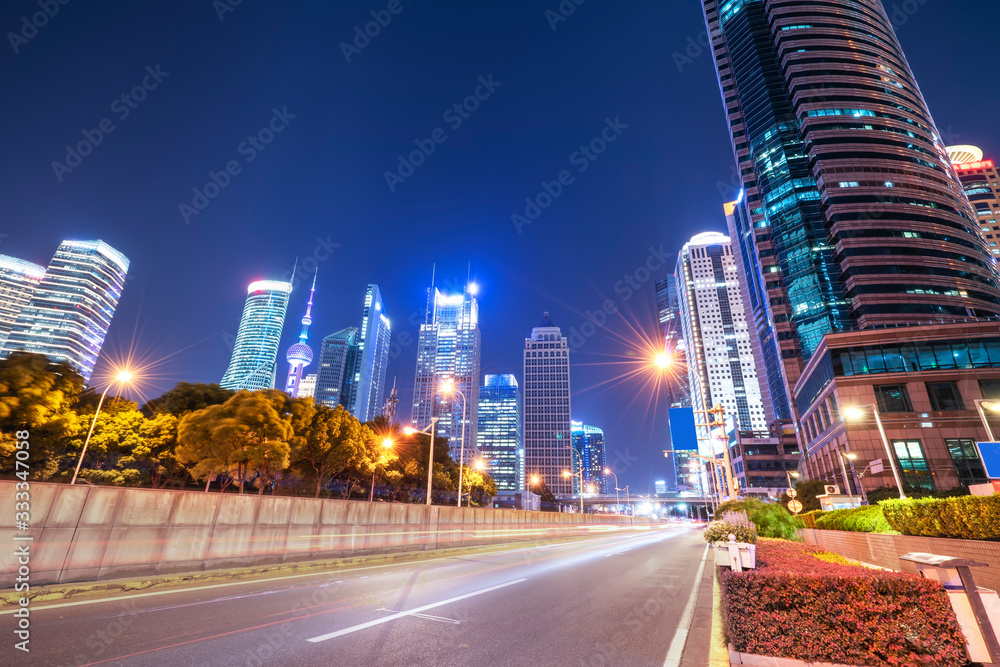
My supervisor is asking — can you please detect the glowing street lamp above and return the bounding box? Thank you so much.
[404,418,440,505]
[440,378,469,507]
[604,467,620,510]
[562,469,585,514]
[785,470,799,490]
[71,370,135,485]
[370,437,394,502]
[844,404,905,499]
[974,399,1000,442]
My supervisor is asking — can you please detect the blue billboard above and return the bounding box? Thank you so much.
[978,442,1000,480]
[668,407,698,452]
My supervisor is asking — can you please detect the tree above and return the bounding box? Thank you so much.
[142,382,235,416]
[462,467,498,507]
[387,432,458,503]
[66,399,147,485]
[176,391,292,494]
[291,404,369,497]
[779,479,829,513]
[121,413,186,488]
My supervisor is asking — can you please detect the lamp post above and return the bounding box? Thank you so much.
[844,404,906,499]
[527,474,540,510]
[441,379,469,508]
[974,399,1000,442]
[604,467,620,512]
[71,370,134,485]
[403,417,440,506]
[562,469,585,514]
[370,438,394,502]
[836,450,858,508]
[785,470,799,491]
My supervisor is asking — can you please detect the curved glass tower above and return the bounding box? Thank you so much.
[221,279,293,392]
[0,254,46,350]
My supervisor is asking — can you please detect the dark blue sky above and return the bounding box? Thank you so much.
[2,1,998,492]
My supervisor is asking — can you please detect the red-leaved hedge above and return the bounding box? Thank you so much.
[720,540,967,666]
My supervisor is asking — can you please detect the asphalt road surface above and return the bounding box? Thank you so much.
[18,524,709,667]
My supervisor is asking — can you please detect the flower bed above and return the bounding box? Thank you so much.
[881,494,1000,540]
[720,539,967,667]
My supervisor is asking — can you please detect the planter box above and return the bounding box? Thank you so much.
[729,645,871,666]
[714,541,756,570]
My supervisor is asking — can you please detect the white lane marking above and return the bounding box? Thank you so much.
[376,608,462,625]
[662,544,709,667]
[306,578,528,643]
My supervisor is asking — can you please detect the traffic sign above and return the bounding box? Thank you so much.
[869,458,884,474]
[787,500,803,514]
[786,489,797,498]
[976,442,1000,479]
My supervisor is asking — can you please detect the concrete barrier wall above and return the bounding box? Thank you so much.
[0,481,653,585]
[802,528,1000,593]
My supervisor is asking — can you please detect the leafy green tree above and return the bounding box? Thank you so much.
[120,413,186,488]
[291,404,369,497]
[779,479,829,513]
[387,431,458,503]
[142,382,235,416]
[462,466,498,507]
[176,391,292,494]
[65,399,151,486]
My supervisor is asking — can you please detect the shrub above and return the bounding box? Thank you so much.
[720,539,967,666]
[704,520,757,544]
[813,505,896,534]
[880,494,1000,540]
[799,509,825,529]
[714,498,802,540]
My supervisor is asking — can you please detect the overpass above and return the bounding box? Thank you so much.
[552,494,716,519]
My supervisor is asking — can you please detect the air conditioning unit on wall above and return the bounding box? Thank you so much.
[824,484,840,495]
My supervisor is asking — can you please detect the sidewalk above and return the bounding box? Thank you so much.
[681,557,728,666]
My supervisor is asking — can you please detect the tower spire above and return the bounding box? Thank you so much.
[284,269,317,397]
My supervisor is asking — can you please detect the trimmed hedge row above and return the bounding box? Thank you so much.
[720,540,967,666]
[881,494,1000,540]
[799,509,825,529]
[813,505,896,534]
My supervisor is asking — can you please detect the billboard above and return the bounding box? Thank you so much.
[978,442,1000,479]
[668,407,698,452]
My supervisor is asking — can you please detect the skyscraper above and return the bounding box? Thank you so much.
[477,374,522,493]
[523,312,574,495]
[2,240,129,383]
[676,232,767,438]
[701,0,1000,391]
[284,272,317,398]
[0,255,45,349]
[411,282,481,462]
[571,421,607,494]
[948,145,1000,257]
[314,327,359,409]
[220,279,293,392]
[352,284,391,423]
[298,373,317,400]
[654,275,692,409]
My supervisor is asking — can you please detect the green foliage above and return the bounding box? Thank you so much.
[814,506,896,534]
[142,382,235,416]
[715,498,803,540]
[289,404,368,497]
[778,479,827,512]
[880,494,1000,540]
[799,510,826,529]
[867,485,969,504]
[704,520,758,544]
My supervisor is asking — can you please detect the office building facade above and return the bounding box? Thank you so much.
[2,240,129,383]
[948,145,1000,258]
[315,327,359,409]
[220,279,293,392]
[411,283,481,462]
[352,284,391,423]
[477,374,523,493]
[0,255,45,349]
[523,313,574,495]
[571,421,607,494]
[655,275,692,410]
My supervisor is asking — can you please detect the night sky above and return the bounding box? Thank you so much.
[2,1,998,493]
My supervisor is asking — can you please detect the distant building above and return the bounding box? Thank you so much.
[727,420,800,498]
[571,421,607,494]
[654,480,667,496]
[284,272,317,398]
[655,275,691,409]
[2,240,129,383]
[315,327,359,409]
[412,282,481,463]
[352,284,391,423]
[0,255,45,349]
[478,374,522,492]
[220,279,293,392]
[948,145,1000,257]
[298,373,317,400]
[523,312,574,495]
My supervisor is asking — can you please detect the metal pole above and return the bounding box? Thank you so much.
[870,404,906,499]
[71,383,115,485]
[456,389,467,508]
[837,452,855,508]
[976,400,997,442]
[370,468,376,502]
[426,419,436,506]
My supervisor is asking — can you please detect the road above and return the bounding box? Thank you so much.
[19,524,709,667]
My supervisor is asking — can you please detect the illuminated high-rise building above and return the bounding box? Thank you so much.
[298,373,317,400]
[478,374,522,492]
[2,240,128,383]
[654,275,691,409]
[351,284,391,423]
[220,279,293,392]
[0,255,46,349]
[571,421,607,494]
[411,281,481,462]
[315,327,359,408]
[523,312,574,495]
[284,272,317,398]
[948,145,1000,257]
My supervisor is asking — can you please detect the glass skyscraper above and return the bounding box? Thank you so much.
[571,421,607,494]
[654,275,692,410]
[220,279,293,392]
[523,312,574,495]
[315,327,359,409]
[477,374,522,493]
[0,255,46,350]
[2,240,129,384]
[411,283,481,462]
[352,284,391,423]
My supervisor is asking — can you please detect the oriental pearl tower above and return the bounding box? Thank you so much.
[284,270,317,398]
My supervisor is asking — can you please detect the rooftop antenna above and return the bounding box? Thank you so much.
[289,257,299,288]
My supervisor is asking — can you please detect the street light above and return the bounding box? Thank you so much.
[844,404,906,499]
[974,399,1000,442]
[441,378,469,508]
[71,370,134,485]
[403,417,440,505]
[785,470,800,490]
[370,437,394,502]
[836,451,858,508]
[604,467,620,511]
[562,469,585,514]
